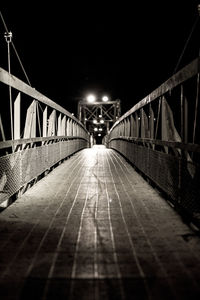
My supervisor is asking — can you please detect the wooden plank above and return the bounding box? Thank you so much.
[1,146,200,299]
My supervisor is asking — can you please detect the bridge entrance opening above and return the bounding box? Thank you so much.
[78,98,121,144]
[95,135,103,145]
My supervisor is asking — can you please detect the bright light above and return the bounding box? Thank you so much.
[99,114,102,118]
[98,134,101,136]
[93,119,97,124]
[99,128,103,131]
[94,128,98,131]
[100,119,104,124]
[87,94,96,103]
[102,96,109,102]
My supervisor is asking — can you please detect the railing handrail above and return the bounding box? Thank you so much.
[109,57,200,132]
[0,67,87,132]
[0,135,88,150]
[109,136,200,154]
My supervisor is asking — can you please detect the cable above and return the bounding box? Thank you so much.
[0,113,6,141]
[0,10,8,31]
[11,42,32,86]
[173,6,200,74]
[0,10,32,86]
[38,101,44,113]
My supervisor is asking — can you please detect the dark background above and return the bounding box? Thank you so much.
[1,1,200,116]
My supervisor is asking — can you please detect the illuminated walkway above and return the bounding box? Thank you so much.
[1,146,200,300]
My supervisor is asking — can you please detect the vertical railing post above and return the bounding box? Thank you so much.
[184,96,188,144]
[61,116,66,136]
[43,107,47,138]
[47,110,56,137]
[193,73,199,143]
[135,113,139,138]
[4,31,14,143]
[181,85,184,142]
[23,100,37,139]
[14,92,21,140]
[57,113,62,136]
[149,104,154,139]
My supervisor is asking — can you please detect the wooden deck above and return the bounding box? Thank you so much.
[0,145,200,300]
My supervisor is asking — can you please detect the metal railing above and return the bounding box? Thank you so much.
[107,57,200,227]
[0,67,89,207]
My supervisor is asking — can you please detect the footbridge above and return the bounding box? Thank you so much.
[0,57,200,300]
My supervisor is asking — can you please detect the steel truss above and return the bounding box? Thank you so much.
[78,99,121,138]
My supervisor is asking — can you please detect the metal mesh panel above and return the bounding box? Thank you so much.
[0,139,87,201]
[21,146,48,185]
[47,143,60,167]
[60,140,69,160]
[148,148,180,200]
[110,139,200,223]
[0,152,21,198]
[180,161,200,216]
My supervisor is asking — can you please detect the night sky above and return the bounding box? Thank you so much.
[1,1,200,116]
